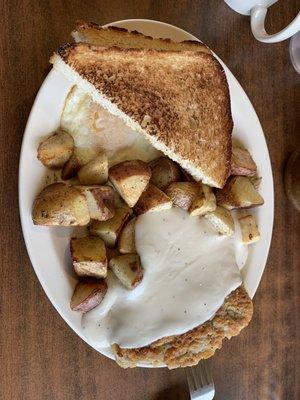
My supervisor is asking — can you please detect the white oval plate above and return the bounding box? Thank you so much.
[19,19,274,363]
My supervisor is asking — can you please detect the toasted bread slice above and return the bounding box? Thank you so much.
[72,22,211,54]
[89,206,131,247]
[109,160,151,207]
[51,44,232,188]
[166,182,200,211]
[32,182,90,226]
[134,184,172,215]
[70,236,107,278]
[70,278,107,313]
[109,254,143,289]
[216,176,264,209]
[238,215,260,244]
[204,206,234,236]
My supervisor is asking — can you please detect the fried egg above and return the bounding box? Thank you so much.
[61,86,161,166]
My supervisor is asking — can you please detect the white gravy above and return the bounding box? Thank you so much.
[82,207,246,349]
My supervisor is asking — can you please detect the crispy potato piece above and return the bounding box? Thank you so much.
[134,184,172,215]
[37,130,74,169]
[189,184,217,216]
[107,248,121,261]
[109,254,143,289]
[89,207,131,247]
[181,169,195,182]
[78,153,108,185]
[109,160,151,207]
[238,215,260,244]
[32,182,90,226]
[231,147,257,177]
[165,182,199,210]
[70,236,107,278]
[70,278,107,313]
[61,153,81,180]
[204,206,235,236]
[77,185,115,221]
[149,157,181,190]
[118,217,136,254]
[216,176,264,210]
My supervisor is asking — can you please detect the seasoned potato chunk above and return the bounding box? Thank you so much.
[204,206,235,236]
[106,248,121,261]
[109,254,143,289]
[61,153,81,180]
[70,278,107,313]
[78,185,115,221]
[89,206,131,247]
[165,182,199,210]
[109,160,151,207]
[149,157,181,190]
[70,236,107,278]
[37,130,74,169]
[32,182,90,226]
[231,147,257,177]
[238,215,260,244]
[189,184,217,216]
[78,153,108,185]
[216,176,264,210]
[134,184,172,215]
[118,217,136,254]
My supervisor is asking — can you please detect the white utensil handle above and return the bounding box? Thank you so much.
[250,5,300,43]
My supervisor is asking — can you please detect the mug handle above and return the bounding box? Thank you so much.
[250,5,300,43]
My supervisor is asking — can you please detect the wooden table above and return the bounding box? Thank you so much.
[1,1,299,399]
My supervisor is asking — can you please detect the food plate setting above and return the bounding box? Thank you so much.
[19,19,274,368]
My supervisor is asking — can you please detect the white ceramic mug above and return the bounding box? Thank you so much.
[225,0,300,43]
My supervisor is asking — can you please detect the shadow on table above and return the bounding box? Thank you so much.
[152,385,189,400]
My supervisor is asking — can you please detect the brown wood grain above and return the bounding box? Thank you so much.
[0,1,299,399]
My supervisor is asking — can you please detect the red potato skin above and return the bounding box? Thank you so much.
[70,278,107,313]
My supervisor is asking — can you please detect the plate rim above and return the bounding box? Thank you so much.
[19,18,274,365]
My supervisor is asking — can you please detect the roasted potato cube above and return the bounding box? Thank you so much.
[204,206,235,236]
[77,185,115,221]
[181,169,196,182]
[216,176,264,210]
[149,157,181,190]
[109,160,151,207]
[32,182,90,226]
[109,254,143,289]
[134,184,172,215]
[70,278,107,313]
[70,236,107,278]
[231,147,257,177]
[37,129,74,169]
[78,153,108,185]
[118,217,136,254]
[165,182,199,210]
[189,184,217,216]
[61,153,81,180]
[238,215,260,244]
[106,248,121,261]
[89,207,131,247]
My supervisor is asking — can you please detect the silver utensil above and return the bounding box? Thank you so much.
[186,361,215,400]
